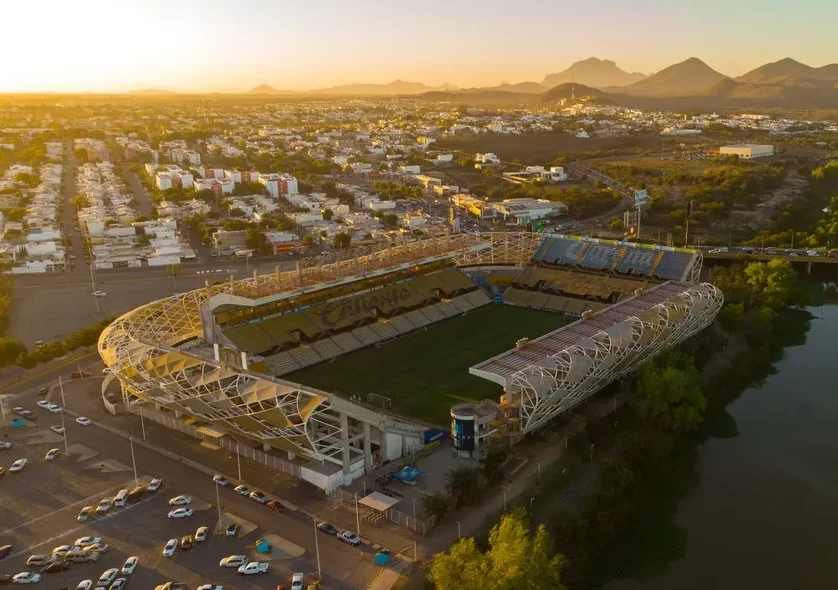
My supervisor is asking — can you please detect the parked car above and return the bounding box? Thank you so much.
[317,522,337,535]
[38,388,49,396]
[52,545,82,558]
[237,562,269,575]
[127,485,148,503]
[9,459,27,473]
[179,536,193,550]
[95,498,112,514]
[338,531,361,546]
[98,569,119,586]
[225,523,239,537]
[194,526,208,542]
[26,555,55,567]
[82,543,108,554]
[168,495,191,506]
[219,555,247,568]
[0,545,11,560]
[233,485,249,496]
[266,500,285,512]
[162,539,178,557]
[75,537,102,548]
[46,404,61,414]
[291,572,305,590]
[167,508,193,519]
[76,417,92,426]
[0,441,12,450]
[11,572,41,584]
[44,448,59,461]
[41,560,71,574]
[77,506,93,522]
[120,556,138,575]
[50,425,65,435]
[212,475,229,486]
[148,478,162,491]
[249,491,268,504]
[37,400,51,409]
[76,580,93,590]
[110,579,127,590]
[67,552,98,564]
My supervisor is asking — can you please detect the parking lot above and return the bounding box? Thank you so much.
[0,392,382,589]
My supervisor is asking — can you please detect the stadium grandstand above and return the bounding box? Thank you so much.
[98,232,721,489]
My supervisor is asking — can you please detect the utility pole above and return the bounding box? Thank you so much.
[236,444,242,481]
[139,406,146,441]
[216,478,222,523]
[354,491,362,536]
[129,437,138,485]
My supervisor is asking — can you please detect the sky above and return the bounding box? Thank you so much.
[1,0,837,93]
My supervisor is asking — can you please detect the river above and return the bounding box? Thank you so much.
[608,305,838,590]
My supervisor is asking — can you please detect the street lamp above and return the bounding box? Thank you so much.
[313,517,322,579]
[455,520,461,539]
[354,490,362,536]
[236,444,242,481]
[139,406,146,441]
[129,437,138,485]
[59,376,68,456]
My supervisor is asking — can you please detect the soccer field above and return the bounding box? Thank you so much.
[287,304,569,426]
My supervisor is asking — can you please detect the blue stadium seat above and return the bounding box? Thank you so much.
[653,251,694,280]
[616,248,657,275]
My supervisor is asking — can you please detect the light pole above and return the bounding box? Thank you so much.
[502,489,507,512]
[236,444,242,481]
[530,497,535,512]
[590,443,595,464]
[139,406,146,441]
[59,377,69,456]
[129,437,138,485]
[455,520,461,539]
[215,478,222,524]
[354,490,362,536]
[536,462,541,483]
[313,517,322,579]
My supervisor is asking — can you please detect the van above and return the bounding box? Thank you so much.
[113,489,128,507]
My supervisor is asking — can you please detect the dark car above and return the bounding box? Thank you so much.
[20,410,37,421]
[317,522,338,535]
[180,535,193,550]
[38,387,49,396]
[0,545,10,559]
[127,484,148,503]
[42,560,71,574]
[0,573,12,585]
[266,500,285,512]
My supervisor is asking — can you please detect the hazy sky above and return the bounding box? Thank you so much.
[2,0,836,92]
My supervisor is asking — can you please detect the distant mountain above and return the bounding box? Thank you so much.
[126,88,174,95]
[249,84,290,94]
[453,81,547,94]
[542,58,646,89]
[415,90,536,104]
[309,79,452,96]
[614,58,728,96]
[736,57,838,84]
[540,83,606,103]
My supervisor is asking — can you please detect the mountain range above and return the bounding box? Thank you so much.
[542,57,646,89]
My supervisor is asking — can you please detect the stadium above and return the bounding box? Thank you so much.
[98,232,723,491]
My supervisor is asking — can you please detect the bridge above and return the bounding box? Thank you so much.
[702,251,838,277]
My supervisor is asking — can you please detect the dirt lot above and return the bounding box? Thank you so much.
[435,132,676,165]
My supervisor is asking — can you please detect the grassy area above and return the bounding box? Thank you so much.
[287,305,569,425]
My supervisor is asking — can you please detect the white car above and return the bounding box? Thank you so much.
[168,508,193,519]
[110,578,127,590]
[121,556,138,575]
[197,585,224,590]
[46,404,61,414]
[83,542,109,553]
[219,555,247,568]
[37,400,51,409]
[162,539,178,557]
[9,459,27,472]
[194,526,208,542]
[291,572,305,590]
[237,562,269,575]
[44,448,60,461]
[168,494,191,506]
[50,425,65,435]
[249,491,268,504]
[338,530,361,545]
[75,537,103,547]
[0,440,11,449]
[212,474,229,486]
[98,568,119,586]
[76,416,92,426]
[52,545,82,557]
[11,572,41,584]
[26,555,55,567]
[96,498,112,514]
[76,581,93,590]
[148,478,162,491]
[92,291,107,297]
[233,484,249,496]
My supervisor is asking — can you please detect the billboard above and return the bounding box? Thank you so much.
[634,189,648,204]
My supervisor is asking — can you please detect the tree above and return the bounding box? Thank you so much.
[383,213,399,227]
[422,492,450,522]
[633,351,706,433]
[302,234,315,249]
[482,446,509,485]
[69,194,89,209]
[333,232,351,249]
[322,208,334,221]
[229,207,245,218]
[245,227,269,253]
[445,466,483,508]
[429,508,566,590]
[744,258,805,309]
[719,302,745,331]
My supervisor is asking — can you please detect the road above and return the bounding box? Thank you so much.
[121,163,156,219]
[61,138,86,271]
[0,383,383,589]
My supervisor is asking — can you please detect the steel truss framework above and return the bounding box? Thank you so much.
[97,231,706,461]
[97,233,541,463]
[510,283,723,434]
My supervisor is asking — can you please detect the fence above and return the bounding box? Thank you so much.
[328,486,435,536]
[129,405,302,479]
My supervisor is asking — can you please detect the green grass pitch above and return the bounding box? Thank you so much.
[286,304,569,426]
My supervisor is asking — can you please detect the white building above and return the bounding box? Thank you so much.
[491,198,568,225]
[474,153,500,165]
[719,144,774,159]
